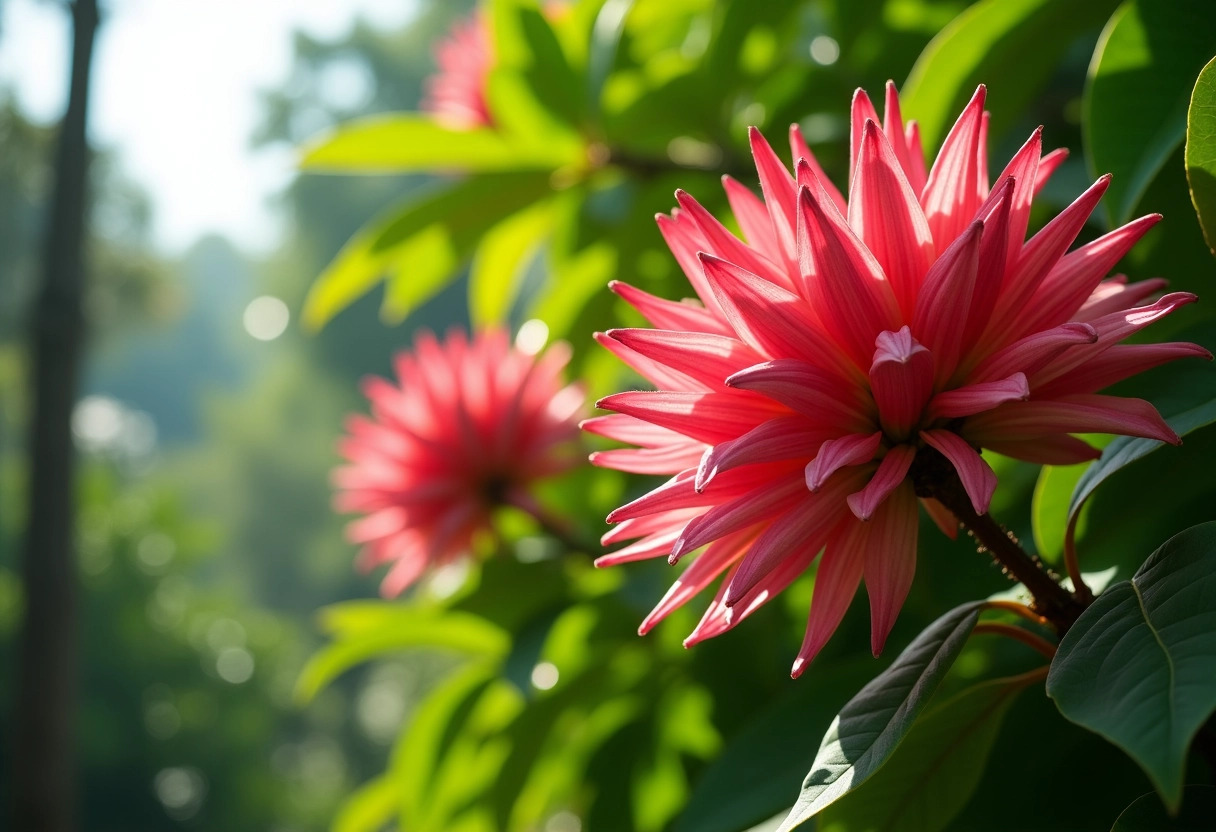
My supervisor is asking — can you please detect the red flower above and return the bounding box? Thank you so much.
[336,329,583,596]
[422,12,494,129]
[587,84,1209,676]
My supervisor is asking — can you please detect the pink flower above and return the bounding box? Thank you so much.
[335,328,583,596]
[587,83,1209,676]
[422,13,494,129]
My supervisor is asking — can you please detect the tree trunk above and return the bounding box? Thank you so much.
[11,1,99,830]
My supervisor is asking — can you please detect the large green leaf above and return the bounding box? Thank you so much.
[1186,55,1216,256]
[302,172,552,328]
[1085,0,1216,227]
[902,0,1119,150]
[300,113,574,172]
[1112,786,1216,831]
[777,602,983,831]
[1047,522,1216,811]
[819,671,1040,832]
[294,604,509,703]
[1065,397,1216,544]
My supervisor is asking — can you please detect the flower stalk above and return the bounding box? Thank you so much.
[912,446,1086,634]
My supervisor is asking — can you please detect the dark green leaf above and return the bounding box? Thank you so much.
[300,113,573,172]
[820,671,1040,832]
[1047,522,1216,811]
[1085,0,1216,227]
[1186,55,1216,256]
[1065,397,1216,542]
[674,658,879,832]
[902,0,1119,149]
[1112,786,1216,831]
[777,602,983,831]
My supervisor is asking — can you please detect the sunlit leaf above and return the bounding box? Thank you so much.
[331,774,398,832]
[903,0,1119,149]
[489,0,587,133]
[1047,522,1216,812]
[777,602,984,831]
[819,670,1041,832]
[1031,435,1112,562]
[469,197,554,325]
[301,113,572,172]
[1085,0,1216,227]
[390,664,502,829]
[302,173,551,329]
[295,605,509,702]
[1185,55,1216,256]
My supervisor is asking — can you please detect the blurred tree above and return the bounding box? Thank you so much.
[11,0,99,828]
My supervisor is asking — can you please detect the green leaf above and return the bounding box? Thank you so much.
[302,173,552,328]
[331,774,399,832]
[294,605,509,703]
[777,602,983,831]
[1186,55,1216,256]
[902,0,1119,150]
[1085,0,1216,227]
[1031,435,1113,562]
[389,664,502,829]
[1065,397,1216,545]
[1112,786,1216,831]
[469,198,553,325]
[674,658,879,832]
[819,671,1040,832]
[1046,522,1216,811]
[300,113,573,172]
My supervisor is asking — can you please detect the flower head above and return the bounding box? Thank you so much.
[336,328,583,596]
[587,83,1209,676]
[422,12,494,129]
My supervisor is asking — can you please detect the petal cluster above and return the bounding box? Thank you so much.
[422,13,494,129]
[336,329,583,596]
[588,83,1208,676]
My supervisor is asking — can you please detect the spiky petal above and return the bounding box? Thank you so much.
[588,83,1207,676]
[336,329,583,595]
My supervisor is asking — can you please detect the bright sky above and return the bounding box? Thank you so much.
[0,0,418,254]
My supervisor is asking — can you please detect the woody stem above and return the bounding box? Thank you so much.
[912,447,1087,635]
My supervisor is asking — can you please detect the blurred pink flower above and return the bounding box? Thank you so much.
[587,83,1208,676]
[335,329,583,596]
[422,13,494,129]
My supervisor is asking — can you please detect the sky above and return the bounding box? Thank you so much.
[0,0,418,254]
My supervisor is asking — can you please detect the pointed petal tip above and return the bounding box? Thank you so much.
[845,492,872,521]
[790,658,806,679]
